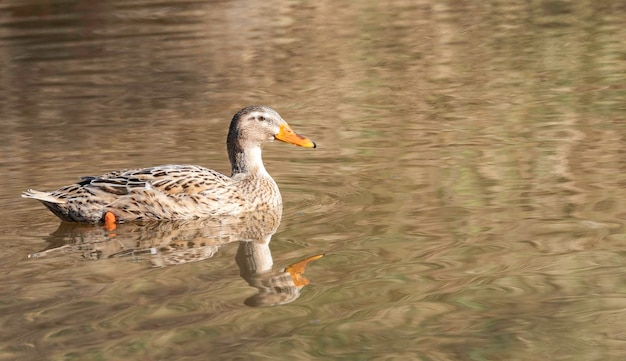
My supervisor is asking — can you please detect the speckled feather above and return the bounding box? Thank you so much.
[22,106,315,223]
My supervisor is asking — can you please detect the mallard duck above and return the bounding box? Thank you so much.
[22,105,316,225]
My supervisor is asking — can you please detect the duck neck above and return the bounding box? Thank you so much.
[228,141,268,178]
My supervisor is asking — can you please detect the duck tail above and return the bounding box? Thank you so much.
[22,189,67,204]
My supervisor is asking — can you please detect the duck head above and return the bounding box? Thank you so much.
[227,106,316,176]
[228,105,316,149]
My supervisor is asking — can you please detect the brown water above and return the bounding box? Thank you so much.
[2,0,626,360]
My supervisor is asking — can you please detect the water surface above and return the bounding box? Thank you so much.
[1,0,626,360]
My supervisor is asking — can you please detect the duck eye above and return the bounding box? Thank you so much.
[258,116,266,122]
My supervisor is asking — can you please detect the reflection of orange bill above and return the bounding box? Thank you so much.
[275,123,317,148]
[285,253,325,287]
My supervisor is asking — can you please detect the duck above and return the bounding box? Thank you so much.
[22,105,316,226]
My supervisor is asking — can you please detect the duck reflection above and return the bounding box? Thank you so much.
[30,209,323,307]
[238,244,324,307]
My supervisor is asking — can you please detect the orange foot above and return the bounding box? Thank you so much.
[285,254,324,288]
[104,211,117,231]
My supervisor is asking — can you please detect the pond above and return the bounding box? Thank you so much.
[1,0,626,360]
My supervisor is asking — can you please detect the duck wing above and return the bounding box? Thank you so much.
[83,164,233,196]
[23,165,242,222]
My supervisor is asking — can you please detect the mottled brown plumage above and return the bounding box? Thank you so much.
[22,106,316,223]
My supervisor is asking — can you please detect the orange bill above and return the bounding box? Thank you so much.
[275,123,317,148]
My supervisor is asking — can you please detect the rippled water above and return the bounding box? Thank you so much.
[2,0,626,360]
